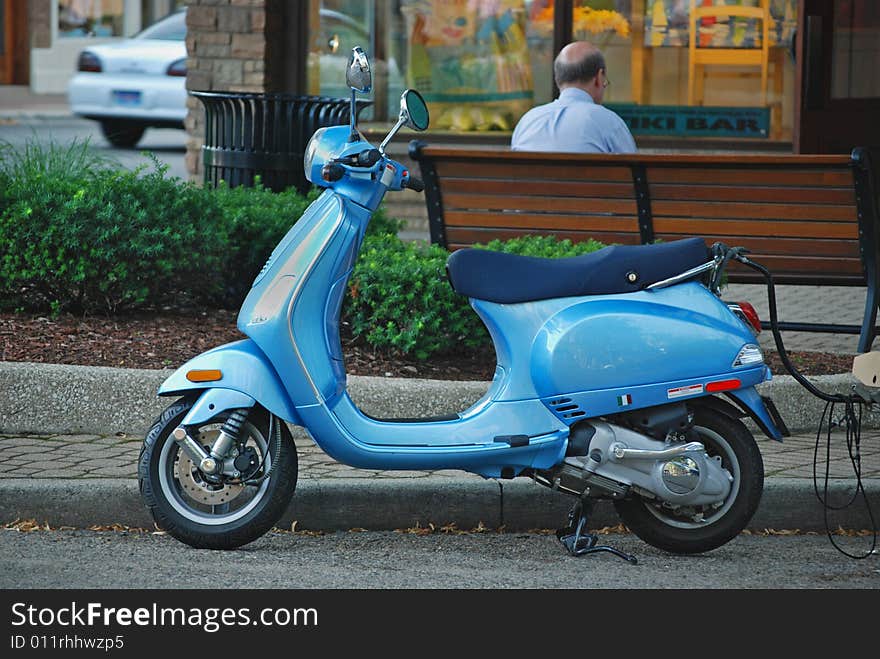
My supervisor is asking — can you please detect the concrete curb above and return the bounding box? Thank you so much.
[2,477,877,533]
[1,362,876,436]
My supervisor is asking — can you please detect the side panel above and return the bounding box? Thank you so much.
[158,339,300,424]
[529,283,757,397]
[238,191,368,408]
[474,282,762,404]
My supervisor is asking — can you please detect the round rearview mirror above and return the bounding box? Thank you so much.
[346,46,372,94]
[400,89,429,131]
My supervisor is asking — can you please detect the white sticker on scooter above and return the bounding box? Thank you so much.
[381,163,396,187]
[667,384,703,399]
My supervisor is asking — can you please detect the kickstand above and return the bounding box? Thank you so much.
[556,499,638,564]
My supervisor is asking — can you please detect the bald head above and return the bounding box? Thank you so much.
[554,41,605,89]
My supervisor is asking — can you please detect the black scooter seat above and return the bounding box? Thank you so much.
[446,237,710,304]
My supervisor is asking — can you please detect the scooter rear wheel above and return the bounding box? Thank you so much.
[612,407,763,554]
[138,396,298,550]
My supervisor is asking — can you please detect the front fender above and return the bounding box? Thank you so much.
[159,339,301,425]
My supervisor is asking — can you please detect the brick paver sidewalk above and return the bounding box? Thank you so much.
[2,429,878,481]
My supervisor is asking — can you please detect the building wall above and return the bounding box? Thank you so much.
[184,0,285,181]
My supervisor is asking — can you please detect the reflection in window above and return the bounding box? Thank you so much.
[59,0,125,38]
[401,0,537,132]
[570,1,632,103]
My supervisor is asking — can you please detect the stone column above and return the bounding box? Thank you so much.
[183,0,287,182]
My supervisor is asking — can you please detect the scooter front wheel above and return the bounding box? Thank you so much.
[137,396,298,549]
[613,407,763,554]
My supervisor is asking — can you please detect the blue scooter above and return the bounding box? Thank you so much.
[138,48,786,559]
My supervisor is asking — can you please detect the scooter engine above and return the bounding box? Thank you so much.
[535,417,733,508]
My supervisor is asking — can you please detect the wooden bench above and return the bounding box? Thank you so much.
[409,143,880,352]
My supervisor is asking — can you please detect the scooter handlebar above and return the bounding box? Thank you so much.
[404,175,425,192]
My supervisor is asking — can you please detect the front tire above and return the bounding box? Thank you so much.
[613,408,763,554]
[138,396,298,549]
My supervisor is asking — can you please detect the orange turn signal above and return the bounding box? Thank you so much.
[186,369,223,383]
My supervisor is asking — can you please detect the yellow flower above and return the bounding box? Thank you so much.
[573,7,630,38]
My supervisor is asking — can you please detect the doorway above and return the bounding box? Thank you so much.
[0,0,29,85]
[796,0,880,153]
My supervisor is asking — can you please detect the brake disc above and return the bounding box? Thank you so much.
[172,430,244,506]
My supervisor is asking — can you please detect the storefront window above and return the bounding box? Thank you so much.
[400,0,540,132]
[307,0,797,140]
[608,0,797,140]
[308,0,552,130]
[59,0,126,37]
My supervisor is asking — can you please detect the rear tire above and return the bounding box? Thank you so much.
[138,397,298,550]
[613,408,763,554]
[100,120,146,148]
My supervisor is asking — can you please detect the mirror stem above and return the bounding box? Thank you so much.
[378,118,404,155]
[348,89,359,142]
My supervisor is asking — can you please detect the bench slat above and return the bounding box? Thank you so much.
[653,218,859,239]
[446,229,642,248]
[646,168,853,187]
[649,184,856,205]
[441,178,637,199]
[651,200,857,221]
[443,193,638,215]
[444,211,639,232]
[435,161,633,183]
[656,235,861,258]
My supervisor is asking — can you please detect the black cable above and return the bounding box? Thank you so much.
[732,251,876,559]
[813,401,876,559]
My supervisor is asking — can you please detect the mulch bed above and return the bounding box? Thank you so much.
[0,311,854,380]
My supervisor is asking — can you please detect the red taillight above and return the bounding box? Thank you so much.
[706,378,742,393]
[727,301,762,334]
[736,301,762,334]
[166,58,187,77]
[77,51,102,73]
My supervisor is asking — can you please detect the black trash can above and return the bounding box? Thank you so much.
[192,91,371,194]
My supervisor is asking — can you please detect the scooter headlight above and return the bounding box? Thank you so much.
[303,127,329,184]
[733,343,764,367]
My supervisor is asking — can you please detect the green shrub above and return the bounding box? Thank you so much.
[0,136,613,364]
[0,155,228,314]
[476,234,607,258]
[0,139,404,314]
[345,234,607,359]
[346,234,486,359]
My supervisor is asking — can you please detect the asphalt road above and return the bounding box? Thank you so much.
[0,116,187,180]
[1,528,877,589]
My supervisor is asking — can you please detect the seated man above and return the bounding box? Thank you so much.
[511,41,637,154]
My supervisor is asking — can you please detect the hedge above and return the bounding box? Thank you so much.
[0,140,605,359]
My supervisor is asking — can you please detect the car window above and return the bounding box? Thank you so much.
[136,10,186,41]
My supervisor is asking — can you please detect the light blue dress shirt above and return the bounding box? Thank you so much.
[511,87,637,153]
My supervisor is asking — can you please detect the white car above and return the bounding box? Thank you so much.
[68,9,187,148]
[68,7,402,148]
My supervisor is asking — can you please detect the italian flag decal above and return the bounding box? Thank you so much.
[617,394,632,407]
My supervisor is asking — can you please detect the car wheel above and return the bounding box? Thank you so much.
[100,121,146,148]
